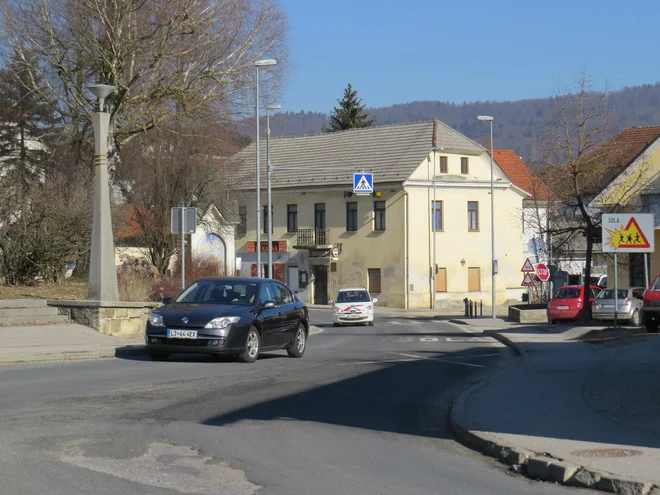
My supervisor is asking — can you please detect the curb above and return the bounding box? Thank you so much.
[309,325,323,336]
[450,361,659,495]
[0,345,147,364]
[482,330,523,356]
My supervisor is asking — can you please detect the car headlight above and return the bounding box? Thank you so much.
[205,316,240,329]
[334,307,342,313]
[148,313,164,327]
[366,305,373,311]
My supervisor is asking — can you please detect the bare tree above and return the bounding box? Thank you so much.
[539,73,653,302]
[116,121,241,274]
[0,0,288,165]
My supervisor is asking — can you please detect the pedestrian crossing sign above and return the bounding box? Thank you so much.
[353,173,374,194]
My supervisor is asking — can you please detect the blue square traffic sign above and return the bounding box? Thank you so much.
[353,173,374,194]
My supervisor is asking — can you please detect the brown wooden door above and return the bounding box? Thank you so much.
[313,266,328,304]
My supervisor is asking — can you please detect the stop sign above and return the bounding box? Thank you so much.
[536,263,550,282]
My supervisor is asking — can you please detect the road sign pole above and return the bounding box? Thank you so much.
[645,253,650,289]
[614,252,618,330]
[181,206,185,290]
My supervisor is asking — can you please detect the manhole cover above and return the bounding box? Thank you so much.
[571,448,643,458]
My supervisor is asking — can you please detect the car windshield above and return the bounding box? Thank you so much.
[652,277,660,291]
[336,290,371,303]
[598,289,627,300]
[554,288,580,299]
[175,280,259,305]
[590,276,605,286]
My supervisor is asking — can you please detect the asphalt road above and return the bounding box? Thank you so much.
[0,310,588,494]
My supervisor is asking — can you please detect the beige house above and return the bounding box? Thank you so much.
[230,121,528,310]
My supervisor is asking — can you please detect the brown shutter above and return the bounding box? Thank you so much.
[436,268,447,292]
[368,268,382,294]
[468,267,481,292]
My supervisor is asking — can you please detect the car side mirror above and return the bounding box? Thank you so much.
[372,298,378,304]
[262,300,276,309]
[163,297,173,305]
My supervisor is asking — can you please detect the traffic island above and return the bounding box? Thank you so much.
[48,300,160,339]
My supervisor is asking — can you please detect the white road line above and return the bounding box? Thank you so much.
[337,358,418,366]
[393,352,485,368]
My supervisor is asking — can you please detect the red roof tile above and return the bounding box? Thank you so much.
[580,126,660,195]
[492,150,552,200]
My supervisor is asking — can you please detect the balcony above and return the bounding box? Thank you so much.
[293,228,331,249]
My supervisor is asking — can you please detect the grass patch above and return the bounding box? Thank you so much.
[0,278,88,300]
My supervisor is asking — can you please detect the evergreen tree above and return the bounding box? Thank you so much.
[323,83,374,133]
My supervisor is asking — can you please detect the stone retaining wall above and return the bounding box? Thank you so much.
[508,304,548,323]
[48,300,161,339]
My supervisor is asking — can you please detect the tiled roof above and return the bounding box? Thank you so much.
[492,150,552,200]
[229,121,485,190]
[582,126,660,195]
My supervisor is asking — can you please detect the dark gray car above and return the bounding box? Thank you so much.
[591,287,645,326]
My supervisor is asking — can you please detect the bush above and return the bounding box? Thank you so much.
[151,276,183,302]
[117,256,158,302]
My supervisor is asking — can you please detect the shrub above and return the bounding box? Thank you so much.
[117,255,158,302]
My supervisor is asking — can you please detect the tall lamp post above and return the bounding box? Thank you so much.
[477,115,496,318]
[254,59,277,278]
[88,84,119,301]
[266,104,281,279]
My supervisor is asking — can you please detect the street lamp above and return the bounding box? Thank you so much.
[266,104,281,279]
[477,115,496,318]
[254,59,277,278]
[88,84,119,301]
[431,146,438,310]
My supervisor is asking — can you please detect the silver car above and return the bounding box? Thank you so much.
[591,287,645,326]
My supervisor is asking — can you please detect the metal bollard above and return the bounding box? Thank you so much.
[480,300,483,317]
[472,301,477,319]
[463,297,469,317]
[468,299,473,318]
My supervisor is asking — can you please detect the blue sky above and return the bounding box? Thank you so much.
[278,0,659,114]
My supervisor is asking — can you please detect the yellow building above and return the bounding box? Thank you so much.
[230,121,528,310]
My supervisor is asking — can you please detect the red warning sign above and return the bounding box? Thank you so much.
[521,273,535,286]
[521,258,534,272]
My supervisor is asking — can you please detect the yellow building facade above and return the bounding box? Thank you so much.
[231,121,527,310]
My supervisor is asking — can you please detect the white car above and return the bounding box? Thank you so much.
[332,287,377,326]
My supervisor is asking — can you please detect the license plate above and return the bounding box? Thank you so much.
[603,304,614,308]
[558,306,569,310]
[167,329,198,339]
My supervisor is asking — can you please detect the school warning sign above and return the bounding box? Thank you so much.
[602,213,655,253]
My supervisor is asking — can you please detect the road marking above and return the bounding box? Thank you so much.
[393,352,485,368]
[337,358,418,366]
[419,337,438,342]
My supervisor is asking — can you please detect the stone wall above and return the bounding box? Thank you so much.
[49,300,160,339]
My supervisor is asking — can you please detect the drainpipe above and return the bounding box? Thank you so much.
[404,188,410,309]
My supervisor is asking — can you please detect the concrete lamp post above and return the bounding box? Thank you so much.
[477,115,496,318]
[254,58,277,278]
[266,104,281,279]
[88,84,119,301]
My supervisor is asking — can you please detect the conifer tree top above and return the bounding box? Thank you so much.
[323,83,374,133]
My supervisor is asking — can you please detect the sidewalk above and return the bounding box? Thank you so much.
[308,304,510,319]
[0,323,146,363]
[451,322,660,494]
[0,322,324,364]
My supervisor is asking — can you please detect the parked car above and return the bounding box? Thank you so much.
[591,287,645,326]
[332,287,377,326]
[547,285,602,323]
[642,274,660,333]
[145,277,309,363]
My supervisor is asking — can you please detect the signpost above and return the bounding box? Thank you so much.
[521,258,536,298]
[601,213,655,328]
[171,207,197,289]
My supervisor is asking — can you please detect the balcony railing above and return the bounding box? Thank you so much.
[294,228,330,248]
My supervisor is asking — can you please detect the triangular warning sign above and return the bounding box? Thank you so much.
[354,175,372,191]
[521,273,535,286]
[605,217,651,249]
[521,258,534,272]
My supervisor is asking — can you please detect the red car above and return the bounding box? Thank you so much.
[642,273,660,333]
[547,285,603,323]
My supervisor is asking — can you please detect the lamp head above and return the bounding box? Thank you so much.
[266,104,282,110]
[477,115,493,121]
[88,84,117,112]
[255,59,277,67]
